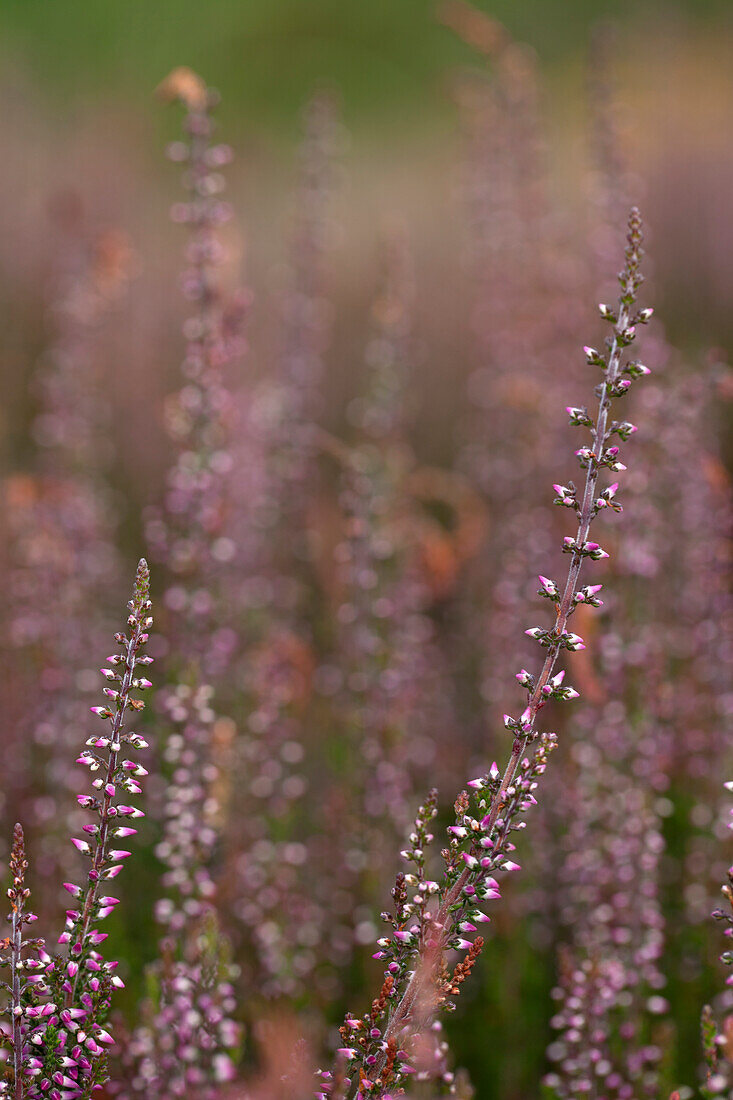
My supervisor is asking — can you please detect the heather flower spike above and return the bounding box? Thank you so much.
[124,71,241,1098]
[0,561,151,1099]
[324,209,653,1096]
[65,560,152,973]
[0,824,45,1099]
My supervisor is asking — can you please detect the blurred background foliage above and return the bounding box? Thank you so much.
[1,0,732,131]
[2,0,733,364]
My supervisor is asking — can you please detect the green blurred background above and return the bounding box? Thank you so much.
[1,0,732,132]
[4,0,730,140]
[3,0,733,351]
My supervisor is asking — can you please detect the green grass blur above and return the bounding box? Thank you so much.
[2,0,731,139]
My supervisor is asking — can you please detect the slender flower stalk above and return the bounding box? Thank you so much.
[0,824,44,1100]
[323,208,654,1096]
[147,67,240,932]
[125,70,243,1097]
[61,558,153,1002]
[0,561,151,1100]
[146,66,248,646]
[9,828,28,1100]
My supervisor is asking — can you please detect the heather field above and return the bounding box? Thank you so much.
[0,2,731,1098]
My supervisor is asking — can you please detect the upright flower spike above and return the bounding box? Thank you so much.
[146,65,248,636]
[0,824,45,1100]
[0,561,151,1100]
[323,209,654,1096]
[124,70,242,1098]
[63,558,152,981]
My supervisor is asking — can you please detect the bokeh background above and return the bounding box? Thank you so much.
[2,0,733,488]
[0,2,731,1097]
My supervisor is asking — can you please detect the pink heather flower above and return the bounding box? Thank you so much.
[539,575,558,597]
[324,210,655,1092]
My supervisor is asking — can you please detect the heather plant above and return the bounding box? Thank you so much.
[127,68,244,1096]
[0,559,152,1099]
[317,207,654,1097]
[0,823,44,1098]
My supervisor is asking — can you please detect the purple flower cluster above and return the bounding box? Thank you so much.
[127,68,242,1095]
[0,560,151,1099]
[0,823,44,1098]
[145,69,247,633]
